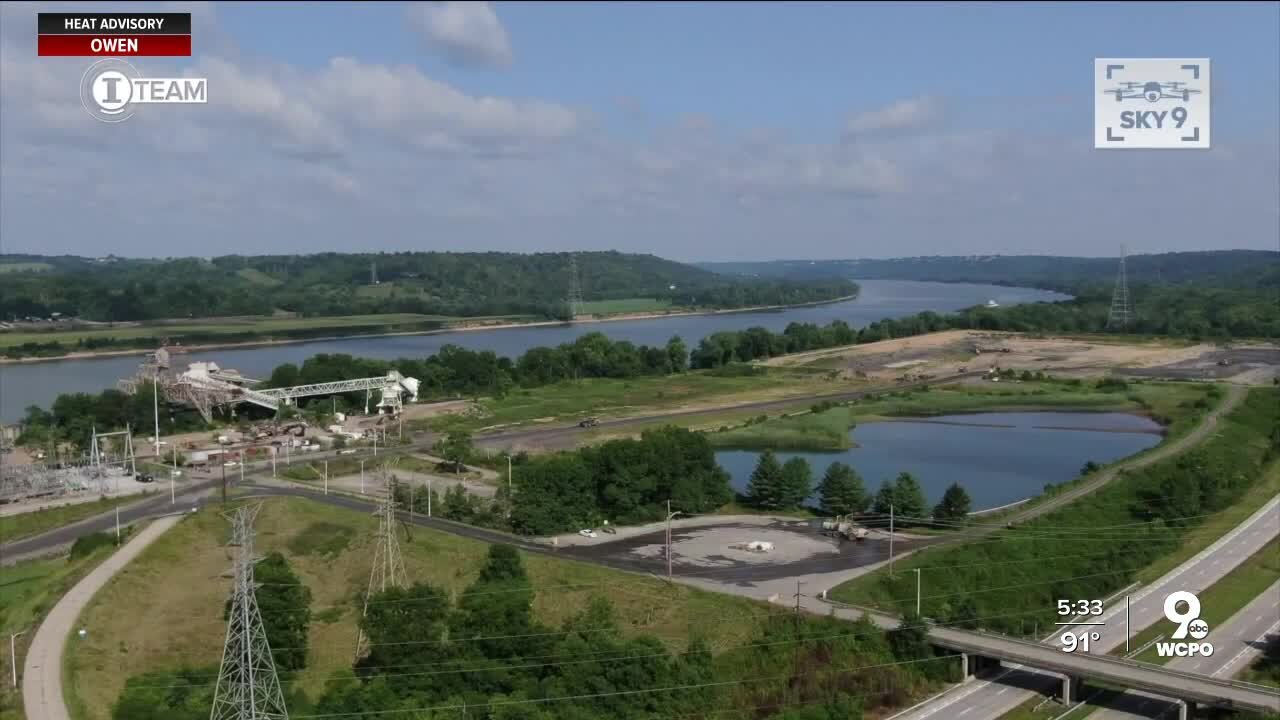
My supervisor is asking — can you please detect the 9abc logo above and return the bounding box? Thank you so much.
[1157,590,1213,658]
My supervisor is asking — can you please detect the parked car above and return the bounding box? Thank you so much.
[578,417,600,428]
[337,449,357,455]
[135,473,155,483]
[578,529,598,538]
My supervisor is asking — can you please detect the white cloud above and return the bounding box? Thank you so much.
[846,96,940,135]
[406,1,512,68]
[0,9,1276,261]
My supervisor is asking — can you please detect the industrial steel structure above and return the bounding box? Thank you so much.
[0,426,134,503]
[119,348,421,423]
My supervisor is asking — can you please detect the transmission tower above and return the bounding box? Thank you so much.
[355,465,408,660]
[210,503,290,720]
[567,254,584,320]
[1107,245,1133,330]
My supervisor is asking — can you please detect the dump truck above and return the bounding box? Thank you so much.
[821,515,868,541]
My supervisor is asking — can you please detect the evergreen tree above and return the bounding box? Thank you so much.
[226,552,311,671]
[745,450,784,509]
[872,472,927,523]
[932,482,972,521]
[780,457,813,509]
[892,472,928,521]
[872,479,897,516]
[817,462,869,516]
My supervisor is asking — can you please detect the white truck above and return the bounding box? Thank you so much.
[821,515,868,541]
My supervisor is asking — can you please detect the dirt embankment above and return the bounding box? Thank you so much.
[766,330,1279,385]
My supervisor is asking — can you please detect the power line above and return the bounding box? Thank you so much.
[209,502,290,720]
[355,463,408,661]
[1108,244,1133,330]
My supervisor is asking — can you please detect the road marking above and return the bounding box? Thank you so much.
[958,708,971,716]
[996,687,1008,695]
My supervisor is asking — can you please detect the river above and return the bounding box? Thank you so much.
[0,280,1068,422]
[715,411,1162,512]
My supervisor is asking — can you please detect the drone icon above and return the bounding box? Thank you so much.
[1105,81,1201,103]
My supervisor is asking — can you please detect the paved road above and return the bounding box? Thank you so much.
[1089,578,1280,720]
[22,514,183,720]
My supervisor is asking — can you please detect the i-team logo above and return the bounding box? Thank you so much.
[79,57,207,123]
[1156,590,1214,658]
[1094,58,1210,149]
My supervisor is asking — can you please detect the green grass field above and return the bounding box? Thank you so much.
[0,313,453,348]
[63,496,785,719]
[425,368,835,433]
[0,495,147,544]
[0,262,53,273]
[706,380,1209,451]
[578,297,674,315]
[234,267,282,287]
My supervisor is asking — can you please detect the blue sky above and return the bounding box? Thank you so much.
[1,1,1277,261]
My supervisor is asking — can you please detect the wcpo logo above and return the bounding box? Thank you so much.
[1156,590,1214,658]
[80,58,206,123]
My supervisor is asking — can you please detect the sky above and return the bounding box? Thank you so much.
[0,1,1277,262]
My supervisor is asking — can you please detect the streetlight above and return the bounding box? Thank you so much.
[10,629,29,688]
[665,500,683,582]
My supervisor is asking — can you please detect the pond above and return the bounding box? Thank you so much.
[714,411,1163,512]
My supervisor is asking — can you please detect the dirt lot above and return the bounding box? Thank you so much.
[765,330,1280,385]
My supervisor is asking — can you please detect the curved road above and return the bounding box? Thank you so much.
[22,514,183,720]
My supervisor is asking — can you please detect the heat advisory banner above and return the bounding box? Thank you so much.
[37,12,192,56]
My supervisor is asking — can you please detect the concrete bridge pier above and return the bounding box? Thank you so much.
[1177,700,1194,720]
[959,652,1000,682]
[1060,675,1084,704]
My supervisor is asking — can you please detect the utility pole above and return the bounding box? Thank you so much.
[152,378,161,459]
[115,505,121,543]
[209,503,290,720]
[888,504,895,578]
[360,459,366,494]
[324,460,329,495]
[271,447,276,478]
[427,478,432,517]
[221,459,227,505]
[915,568,922,616]
[507,454,512,494]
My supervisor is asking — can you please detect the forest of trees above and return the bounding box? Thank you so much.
[702,249,1280,294]
[0,251,857,323]
[114,543,949,719]
[509,426,733,535]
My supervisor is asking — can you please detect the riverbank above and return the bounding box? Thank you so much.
[0,293,860,365]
